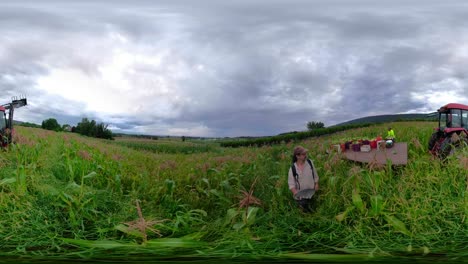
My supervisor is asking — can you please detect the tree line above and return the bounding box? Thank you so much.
[41,118,113,140]
[219,123,372,148]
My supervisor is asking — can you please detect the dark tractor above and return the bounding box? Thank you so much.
[428,103,468,159]
[1,96,28,147]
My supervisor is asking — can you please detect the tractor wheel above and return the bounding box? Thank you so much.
[461,137,468,149]
[428,132,439,151]
[438,135,467,159]
[439,137,454,159]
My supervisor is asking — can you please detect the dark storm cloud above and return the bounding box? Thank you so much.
[328,13,422,40]
[2,0,468,137]
[176,107,306,137]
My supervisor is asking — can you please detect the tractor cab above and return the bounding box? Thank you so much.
[1,97,28,147]
[0,106,6,130]
[429,103,468,158]
[437,103,468,132]
[0,106,7,147]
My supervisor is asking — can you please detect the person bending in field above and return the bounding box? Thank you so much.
[288,146,320,213]
[386,127,396,142]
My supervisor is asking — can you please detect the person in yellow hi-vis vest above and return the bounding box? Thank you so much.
[386,127,396,142]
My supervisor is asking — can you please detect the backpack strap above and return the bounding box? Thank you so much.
[291,158,316,190]
[307,159,317,182]
[291,163,300,190]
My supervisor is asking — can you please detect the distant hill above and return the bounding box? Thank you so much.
[14,113,437,140]
[333,113,436,127]
[275,113,436,137]
[15,120,41,128]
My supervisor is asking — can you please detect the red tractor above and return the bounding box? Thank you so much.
[1,96,28,147]
[428,103,468,158]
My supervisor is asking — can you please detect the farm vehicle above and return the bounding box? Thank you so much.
[0,96,27,147]
[428,103,468,159]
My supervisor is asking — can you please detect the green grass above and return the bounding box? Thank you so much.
[0,122,466,261]
[113,137,219,154]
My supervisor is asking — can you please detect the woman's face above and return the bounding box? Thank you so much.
[296,152,307,161]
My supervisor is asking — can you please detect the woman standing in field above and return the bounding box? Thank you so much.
[288,146,319,213]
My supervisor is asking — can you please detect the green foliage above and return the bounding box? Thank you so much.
[17,121,41,128]
[337,113,437,126]
[219,123,373,147]
[75,118,113,140]
[0,122,466,261]
[41,118,61,131]
[114,140,217,154]
[307,121,325,130]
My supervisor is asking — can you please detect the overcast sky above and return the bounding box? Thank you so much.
[1,0,467,137]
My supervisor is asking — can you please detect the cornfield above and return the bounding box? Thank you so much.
[0,121,466,262]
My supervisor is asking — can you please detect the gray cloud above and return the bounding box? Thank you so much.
[1,0,468,137]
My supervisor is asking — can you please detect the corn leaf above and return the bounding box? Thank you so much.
[384,214,411,236]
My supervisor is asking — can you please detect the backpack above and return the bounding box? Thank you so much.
[291,158,316,190]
